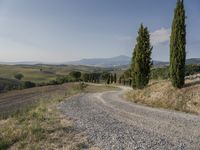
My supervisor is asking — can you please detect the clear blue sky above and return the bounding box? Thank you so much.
[0,0,199,62]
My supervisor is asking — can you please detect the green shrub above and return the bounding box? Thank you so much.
[185,65,200,76]
[69,71,81,81]
[23,81,36,89]
[0,78,22,92]
[81,73,90,82]
[79,82,88,90]
[14,73,24,80]
[151,67,169,80]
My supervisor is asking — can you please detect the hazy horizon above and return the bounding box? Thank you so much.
[0,0,199,62]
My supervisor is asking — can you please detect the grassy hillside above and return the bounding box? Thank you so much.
[125,80,200,114]
[0,64,107,83]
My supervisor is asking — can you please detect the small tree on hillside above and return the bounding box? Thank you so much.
[118,76,122,84]
[170,0,186,88]
[131,24,153,89]
[110,74,114,84]
[106,75,110,84]
[82,73,89,82]
[14,73,24,80]
[23,81,36,89]
[69,71,81,81]
[102,72,110,83]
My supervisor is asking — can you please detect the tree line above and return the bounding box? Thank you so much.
[0,70,119,92]
[50,71,118,85]
[82,72,117,84]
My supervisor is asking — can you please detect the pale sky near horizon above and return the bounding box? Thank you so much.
[0,0,199,62]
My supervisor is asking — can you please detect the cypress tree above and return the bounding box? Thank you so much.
[131,50,137,87]
[131,24,152,89]
[119,76,122,84]
[123,77,126,85]
[106,75,111,84]
[110,74,114,84]
[107,75,110,84]
[170,0,186,88]
[114,73,117,83]
[129,79,132,87]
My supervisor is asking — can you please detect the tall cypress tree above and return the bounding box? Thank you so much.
[131,24,152,89]
[114,73,117,83]
[170,0,186,88]
[119,76,122,84]
[107,75,110,84]
[110,74,114,84]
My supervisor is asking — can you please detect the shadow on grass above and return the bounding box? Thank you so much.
[184,80,200,88]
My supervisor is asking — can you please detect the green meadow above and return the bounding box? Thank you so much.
[0,64,103,83]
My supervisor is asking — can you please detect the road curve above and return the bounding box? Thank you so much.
[59,87,200,150]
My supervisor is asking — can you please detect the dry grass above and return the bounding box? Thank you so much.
[125,80,200,115]
[0,83,82,118]
[0,83,115,149]
[0,86,89,150]
[83,84,119,93]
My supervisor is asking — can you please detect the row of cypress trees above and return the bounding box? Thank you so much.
[131,0,186,89]
[82,73,101,83]
[107,73,117,84]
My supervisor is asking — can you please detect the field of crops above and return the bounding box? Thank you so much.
[0,83,78,118]
[0,64,105,83]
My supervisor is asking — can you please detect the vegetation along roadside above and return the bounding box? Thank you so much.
[0,83,116,149]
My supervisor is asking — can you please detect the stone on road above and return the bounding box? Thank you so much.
[58,88,200,150]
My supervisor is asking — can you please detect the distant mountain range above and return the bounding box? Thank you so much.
[66,55,131,67]
[1,56,200,68]
[66,56,200,68]
[0,61,44,65]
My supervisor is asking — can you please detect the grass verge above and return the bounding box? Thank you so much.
[125,80,200,115]
[0,83,111,150]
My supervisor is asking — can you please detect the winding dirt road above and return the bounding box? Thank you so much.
[59,87,200,150]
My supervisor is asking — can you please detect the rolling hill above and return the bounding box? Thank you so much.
[66,55,131,67]
[67,57,200,68]
[1,56,200,68]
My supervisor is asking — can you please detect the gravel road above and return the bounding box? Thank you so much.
[59,87,200,150]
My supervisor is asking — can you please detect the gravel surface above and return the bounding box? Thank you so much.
[58,87,200,150]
